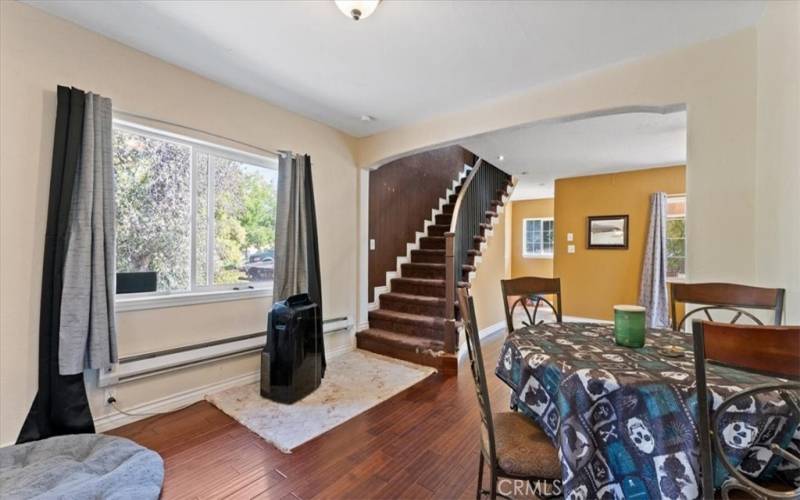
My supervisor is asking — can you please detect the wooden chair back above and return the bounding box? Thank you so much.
[456,287,497,467]
[692,320,800,499]
[500,277,562,333]
[670,282,784,331]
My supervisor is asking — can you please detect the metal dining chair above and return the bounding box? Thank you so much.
[500,277,562,333]
[457,287,561,499]
[671,282,785,331]
[692,320,800,500]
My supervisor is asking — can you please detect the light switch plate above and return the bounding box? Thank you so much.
[369,239,375,250]
[567,244,576,254]
[567,232,574,242]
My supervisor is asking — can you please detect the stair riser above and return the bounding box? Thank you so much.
[401,265,445,279]
[356,336,455,373]
[427,225,448,237]
[391,280,445,297]
[435,214,452,225]
[420,238,445,250]
[442,204,454,215]
[380,297,446,317]
[411,251,445,264]
[368,316,443,340]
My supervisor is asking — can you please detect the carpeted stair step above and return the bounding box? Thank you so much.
[442,203,455,214]
[410,249,445,264]
[485,210,498,219]
[368,309,444,340]
[380,292,448,317]
[401,262,446,279]
[356,328,455,372]
[435,213,452,225]
[426,224,451,237]
[420,236,445,250]
[391,277,446,297]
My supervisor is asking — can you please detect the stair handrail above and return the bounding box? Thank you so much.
[444,158,510,353]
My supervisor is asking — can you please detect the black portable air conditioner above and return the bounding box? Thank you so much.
[260,293,324,403]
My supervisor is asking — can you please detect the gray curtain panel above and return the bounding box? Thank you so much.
[273,152,310,302]
[59,93,117,375]
[638,192,670,328]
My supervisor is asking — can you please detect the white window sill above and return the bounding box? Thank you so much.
[116,287,272,312]
[522,254,554,260]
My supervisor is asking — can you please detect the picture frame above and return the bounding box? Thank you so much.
[587,215,629,249]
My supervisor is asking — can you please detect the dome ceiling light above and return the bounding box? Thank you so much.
[334,0,381,21]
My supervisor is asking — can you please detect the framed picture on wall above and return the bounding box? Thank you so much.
[587,215,629,249]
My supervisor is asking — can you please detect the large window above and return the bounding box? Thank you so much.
[113,122,278,296]
[523,218,554,258]
[666,195,687,281]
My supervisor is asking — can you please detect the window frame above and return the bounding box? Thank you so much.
[522,217,554,259]
[666,194,687,283]
[112,119,278,311]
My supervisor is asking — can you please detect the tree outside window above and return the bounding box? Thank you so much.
[666,195,686,280]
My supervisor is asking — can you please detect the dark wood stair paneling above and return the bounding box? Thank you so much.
[410,249,445,264]
[419,236,445,250]
[401,262,446,279]
[368,310,444,340]
[391,277,446,298]
[379,292,447,317]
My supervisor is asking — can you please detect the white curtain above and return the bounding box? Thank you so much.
[58,93,117,375]
[638,192,670,328]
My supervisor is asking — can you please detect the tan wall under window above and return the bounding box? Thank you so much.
[553,165,686,320]
[510,198,555,279]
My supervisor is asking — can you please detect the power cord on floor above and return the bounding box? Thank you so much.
[107,396,197,417]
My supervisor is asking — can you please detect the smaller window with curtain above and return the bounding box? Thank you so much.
[523,218,554,258]
[666,195,687,280]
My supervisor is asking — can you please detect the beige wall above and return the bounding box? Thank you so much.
[469,210,509,331]
[553,166,686,320]
[0,2,359,444]
[755,2,800,323]
[509,199,555,279]
[357,28,761,316]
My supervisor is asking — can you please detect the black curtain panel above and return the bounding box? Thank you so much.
[18,86,95,444]
[303,155,325,374]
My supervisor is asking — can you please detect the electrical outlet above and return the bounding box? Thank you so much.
[104,388,117,405]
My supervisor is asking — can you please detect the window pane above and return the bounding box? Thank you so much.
[667,218,685,239]
[211,155,278,286]
[667,257,686,278]
[667,237,686,258]
[114,128,191,292]
[195,152,209,287]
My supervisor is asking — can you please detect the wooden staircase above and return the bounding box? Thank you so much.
[357,161,513,373]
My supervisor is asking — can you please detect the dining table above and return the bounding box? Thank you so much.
[494,322,800,500]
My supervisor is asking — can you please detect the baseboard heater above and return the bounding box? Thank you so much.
[98,317,351,387]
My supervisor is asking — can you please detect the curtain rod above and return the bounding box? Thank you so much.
[114,110,282,158]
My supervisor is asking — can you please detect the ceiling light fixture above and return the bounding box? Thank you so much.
[360,115,375,122]
[497,155,505,161]
[335,0,381,21]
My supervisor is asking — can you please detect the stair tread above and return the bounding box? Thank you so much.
[381,292,446,304]
[393,277,445,285]
[404,262,445,268]
[369,308,444,325]
[358,328,444,351]
[412,249,444,254]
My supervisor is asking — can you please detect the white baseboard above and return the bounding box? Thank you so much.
[94,342,356,433]
[94,369,260,433]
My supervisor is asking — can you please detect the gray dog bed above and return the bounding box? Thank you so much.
[0,434,164,499]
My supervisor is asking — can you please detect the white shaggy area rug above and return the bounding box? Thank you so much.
[206,349,436,453]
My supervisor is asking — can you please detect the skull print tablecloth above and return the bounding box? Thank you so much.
[494,322,800,500]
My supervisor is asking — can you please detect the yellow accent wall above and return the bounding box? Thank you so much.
[510,199,555,279]
[470,208,510,331]
[553,165,686,320]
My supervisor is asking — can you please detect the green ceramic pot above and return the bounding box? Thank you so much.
[614,305,646,348]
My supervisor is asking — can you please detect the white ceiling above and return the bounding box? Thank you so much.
[27,1,763,137]
[461,110,687,200]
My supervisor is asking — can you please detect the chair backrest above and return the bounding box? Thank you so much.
[692,320,800,499]
[456,286,497,465]
[500,276,562,332]
[670,282,785,331]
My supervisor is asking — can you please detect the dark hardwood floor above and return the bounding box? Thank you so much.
[108,332,513,499]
